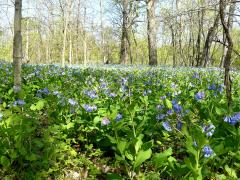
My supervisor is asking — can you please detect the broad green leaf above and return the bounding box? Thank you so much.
[106,135,117,144]
[153,148,173,168]
[30,104,36,111]
[35,100,45,110]
[125,151,133,161]
[165,99,172,109]
[107,173,124,180]
[25,153,37,161]
[93,116,101,125]
[133,149,152,170]
[135,134,144,153]
[215,107,226,116]
[1,156,10,167]
[117,141,127,155]
[225,165,237,178]
[66,122,75,129]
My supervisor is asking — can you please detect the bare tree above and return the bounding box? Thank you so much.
[220,0,234,107]
[13,0,22,93]
[219,0,236,68]
[202,10,220,67]
[147,0,157,65]
[120,0,129,64]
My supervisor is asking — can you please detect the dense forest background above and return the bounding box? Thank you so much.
[0,0,240,67]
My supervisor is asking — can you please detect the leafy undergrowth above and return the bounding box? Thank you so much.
[0,62,240,179]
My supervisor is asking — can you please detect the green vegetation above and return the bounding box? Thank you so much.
[0,62,240,179]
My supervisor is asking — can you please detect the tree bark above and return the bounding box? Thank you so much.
[220,0,233,108]
[13,0,23,93]
[202,12,220,67]
[120,0,129,64]
[196,9,204,66]
[170,25,176,67]
[147,0,158,65]
[220,0,236,68]
[61,0,71,67]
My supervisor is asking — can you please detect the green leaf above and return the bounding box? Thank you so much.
[225,165,237,178]
[135,134,144,153]
[93,116,101,125]
[133,149,152,170]
[125,151,133,161]
[215,107,226,116]
[153,148,173,168]
[25,153,37,161]
[1,156,10,167]
[165,99,172,109]
[117,141,127,155]
[30,104,36,111]
[106,135,117,144]
[35,100,45,111]
[66,122,75,129]
[107,173,124,180]
[141,140,153,151]
[8,88,13,95]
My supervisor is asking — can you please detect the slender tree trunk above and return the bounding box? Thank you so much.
[202,12,220,67]
[69,28,72,65]
[83,6,88,66]
[220,0,236,68]
[196,9,204,66]
[61,19,68,67]
[220,0,233,108]
[170,25,176,67]
[120,0,129,64]
[13,0,22,93]
[75,0,81,64]
[25,18,29,63]
[100,0,106,64]
[147,0,157,65]
[61,0,71,67]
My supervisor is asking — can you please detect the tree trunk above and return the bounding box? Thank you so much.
[202,12,220,67]
[120,0,129,64]
[196,9,204,66]
[61,0,71,67]
[220,0,233,108]
[220,0,236,68]
[170,25,176,67]
[25,18,29,63]
[83,6,88,66]
[13,0,23,93]
[69,28,72,65]
[100,0,107,64]
[147,0,158,65]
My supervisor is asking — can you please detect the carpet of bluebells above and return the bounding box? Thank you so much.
[0,61,240,179]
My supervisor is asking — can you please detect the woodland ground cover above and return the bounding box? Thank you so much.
[0,62,240,179]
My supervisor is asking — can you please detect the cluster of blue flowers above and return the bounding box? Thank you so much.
[83,90,98,99]
[36,87,50,98]
[202,123,215,137]
[208,84,216,90]
[224,113,240,125]
[173,103,182,114]
[115,114,123,121]
[143,89,152,96]
[83,104,97,112]
[156,114,165,120]
[13,99,26,106]
[195,91,205,101]
[203,145,214,158]
[68,99,78,106]
[162,121,172,132]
